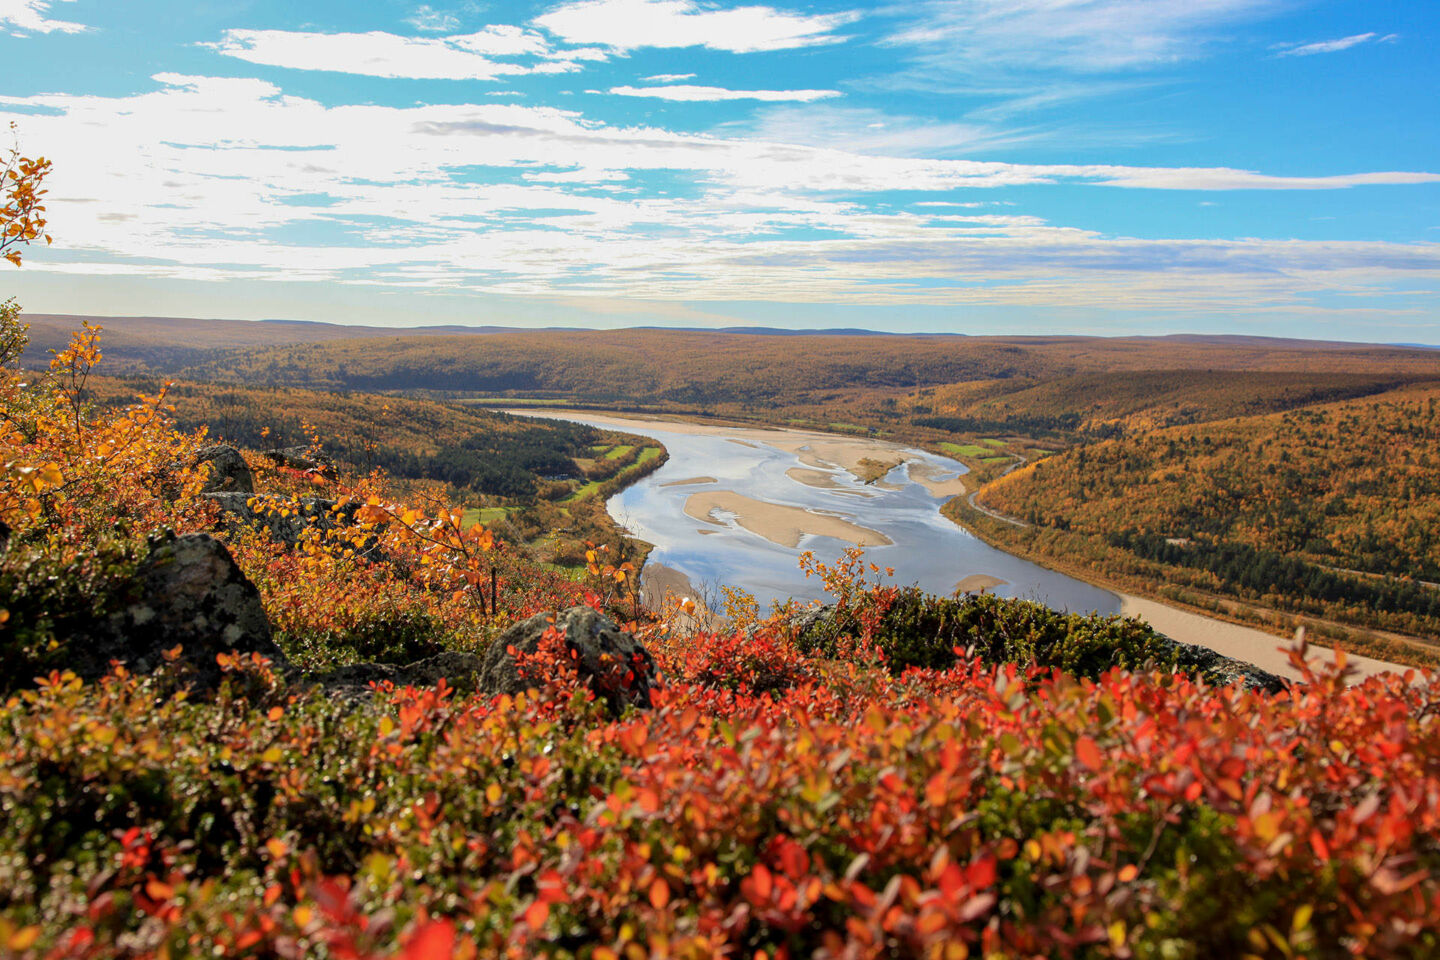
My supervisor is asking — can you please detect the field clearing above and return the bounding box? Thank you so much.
[940,442,994,457]
[461,505,510,527]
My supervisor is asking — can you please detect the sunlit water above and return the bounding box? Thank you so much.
[522,413,1119,615]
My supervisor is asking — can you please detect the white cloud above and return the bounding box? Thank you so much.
[608,84,841,102]
[884,0,1282,74]
[1272,32,1397,57]
[5,73,1438,317]
[0,0,84,34]
[406,5,461,33]
[205,26,579,80]
[642,73,697,82]
[534,0,860,53]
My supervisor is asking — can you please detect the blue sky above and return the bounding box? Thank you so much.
[1,0,1437,340]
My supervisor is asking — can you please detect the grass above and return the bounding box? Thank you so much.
[604,444,635,460]
[982,438,1008,448]
[939,442,993,458]
[461,505,510,527]
[981,455,1012,463]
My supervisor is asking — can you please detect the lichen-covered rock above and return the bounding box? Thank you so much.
[193,444,253,494]
[1172,642,1288,694]
[82,532,285,685]
[262,446,337,479]
[314,651,487,700]
[481,606,658,711]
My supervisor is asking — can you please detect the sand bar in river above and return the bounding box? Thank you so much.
[909,461,968,498]
[955,574,1008,594]
[684,490,892,549]
[659,475,716,487]
[786,467,876,497]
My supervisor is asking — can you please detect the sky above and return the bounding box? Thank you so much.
[1,0,1438,340]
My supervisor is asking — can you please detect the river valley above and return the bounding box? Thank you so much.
[513,411,1120,615]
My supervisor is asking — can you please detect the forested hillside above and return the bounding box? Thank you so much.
[25,317,1440,428]
[978,383,1440,640]
[80,377,665,568]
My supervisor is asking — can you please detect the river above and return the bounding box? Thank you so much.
[516,412,1120,616]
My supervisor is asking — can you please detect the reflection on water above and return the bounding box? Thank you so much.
[531,413,1119,615]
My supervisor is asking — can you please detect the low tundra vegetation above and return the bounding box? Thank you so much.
[2,325,1439,958]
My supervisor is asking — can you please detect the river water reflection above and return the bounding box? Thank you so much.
[520,412,1119,615]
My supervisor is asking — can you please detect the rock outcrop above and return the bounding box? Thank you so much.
[81,532,286,685]
[1171,642,1288,695]
[193,444,253,494]
[480,606,659,711]
[312,607,659,710]
[262,446,338,480]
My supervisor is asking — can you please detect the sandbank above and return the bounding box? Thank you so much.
[909,461,968,499]
[955,574,1007,594]
[684,490,892,549]
[660,475,716,487]
[786,467,876,497]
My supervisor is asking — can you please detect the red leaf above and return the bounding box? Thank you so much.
[400,920,455,960]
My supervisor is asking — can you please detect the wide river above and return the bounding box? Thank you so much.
[520,411,1120,616]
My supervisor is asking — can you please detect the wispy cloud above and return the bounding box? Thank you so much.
[641,73,697,83]
[406,5,461,33]
[204,27,582,81]
[0,0,85,34]
[1272,32,1398,57]
[609,85,841,102]
[534,0,861,53]
[883,0,1283,74]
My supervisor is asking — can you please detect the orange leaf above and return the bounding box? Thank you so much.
[649,878,671,909]
[1075,736,1103,771]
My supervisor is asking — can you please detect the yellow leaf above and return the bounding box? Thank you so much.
[8,926,41,950]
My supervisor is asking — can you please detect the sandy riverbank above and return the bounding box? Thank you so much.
[684,490,892,549]
[640,561,723,631]
[1119,593,1399,681]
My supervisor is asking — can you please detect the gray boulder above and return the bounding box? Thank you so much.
[84,532,285,685]
[480,606,658,711]
[194,444,253,494]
